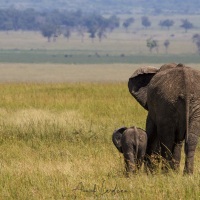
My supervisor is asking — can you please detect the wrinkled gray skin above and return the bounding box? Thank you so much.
[128,63,200,174]
[112,126,147,173]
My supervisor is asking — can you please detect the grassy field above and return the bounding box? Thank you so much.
[0,26,199,65]
[0,82,199,199]
[2,49,200,64]
[0,13,200,199]
[0,13,200,65]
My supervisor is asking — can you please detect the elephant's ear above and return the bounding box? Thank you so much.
[112,127,127,153]
[128,67,158,110]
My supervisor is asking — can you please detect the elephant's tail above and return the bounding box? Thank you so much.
[185,83,189,144]
[180,64,191,143]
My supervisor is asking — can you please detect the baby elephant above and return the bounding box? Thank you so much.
[112,126,147,173]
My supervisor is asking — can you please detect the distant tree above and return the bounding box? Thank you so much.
[88,27,97,42]
[3,21,13,33]
[40,23,56,42]
[192,34,200,54]
[146,38,158,53]
[141,16,151,29]
[159,19,174,30]
[163,40,170,53]
[107,15,120,32]
[97,27,107,42]
[180,19,193,32]
[85,13,115,42]
[77,25,86,42]
[122,17,134,32]
[20,8,38,30]
[85,14,100,42]
[0,8,121,43]
[63,27,71,41]
[6,8,21,31]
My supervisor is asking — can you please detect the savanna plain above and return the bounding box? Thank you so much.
[0,15,200,199]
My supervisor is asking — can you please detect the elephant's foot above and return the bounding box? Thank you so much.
[183,153,195,175]
[183,161,194,175]
[183,168,193,175]
[161,159,171,173]
[169,159,181,172]
[125,160,137,174]
[144,154,161,174]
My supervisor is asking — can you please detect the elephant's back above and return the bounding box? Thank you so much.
[148,66,189,104]
[190,68,200,94]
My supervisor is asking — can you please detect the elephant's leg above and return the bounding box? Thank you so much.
[160,143,174,172]
[184,130,199,174]
[137,159,143,169]
[123,151,136,173]
[172,140,183,171]
[145,114,158,172]
[121,131,138,173]
[157,123,175,172]
[146,114,158,155]
[122,139,136,173]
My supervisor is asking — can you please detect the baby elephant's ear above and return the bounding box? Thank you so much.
[115,127,127,134]
[128,66,158,110]
[112,127,127,153]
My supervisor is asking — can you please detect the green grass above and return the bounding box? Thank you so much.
[1,49,200,64]
[0,83,199,199]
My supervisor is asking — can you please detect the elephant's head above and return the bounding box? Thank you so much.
[128,63,177,110]
[112,127,127,153]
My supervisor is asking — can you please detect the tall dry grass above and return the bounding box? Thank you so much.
[0,83,199,199]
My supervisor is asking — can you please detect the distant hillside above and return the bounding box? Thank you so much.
[0,0,200,14]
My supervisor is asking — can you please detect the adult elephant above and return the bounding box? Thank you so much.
[128,63,200,174]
